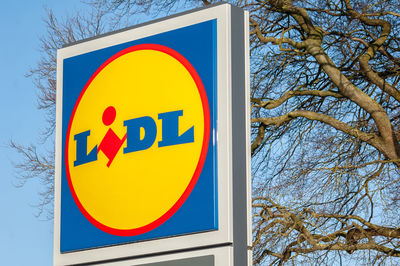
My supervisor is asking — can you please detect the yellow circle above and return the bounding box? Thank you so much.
[67,46,205,232]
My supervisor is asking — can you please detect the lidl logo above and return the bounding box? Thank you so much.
[65,44,210,236]
[61,20,217,252]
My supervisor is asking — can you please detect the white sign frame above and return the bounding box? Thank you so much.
[54,3,250,265]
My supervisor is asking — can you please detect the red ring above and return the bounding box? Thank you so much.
[65,44,210,236]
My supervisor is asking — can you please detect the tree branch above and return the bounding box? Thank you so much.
[252,110,378,146]
[342,0,400,103]
[251,90,343,110]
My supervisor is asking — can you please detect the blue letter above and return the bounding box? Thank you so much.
[158,110,194,147]
[74,130,97,167]
[124,116,157,153]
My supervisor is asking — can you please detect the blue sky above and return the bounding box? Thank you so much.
[0,1,85,265]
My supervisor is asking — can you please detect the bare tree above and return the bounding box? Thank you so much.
[15,0,400,264]
[247,0,400,264]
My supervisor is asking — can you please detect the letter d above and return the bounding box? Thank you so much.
[123,116,157,153]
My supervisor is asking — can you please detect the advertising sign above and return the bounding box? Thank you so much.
[54,3,250,265]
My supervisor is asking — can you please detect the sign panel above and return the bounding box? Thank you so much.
[54,3,250,265]
[133,255,214,266]
[61,18,217,252]
[98,246,231,266]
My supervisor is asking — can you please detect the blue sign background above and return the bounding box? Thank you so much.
[61,20,218,252]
